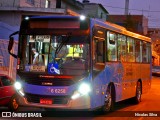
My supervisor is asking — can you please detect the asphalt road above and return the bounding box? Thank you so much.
[1,76,160,120]
[96,76,160,120]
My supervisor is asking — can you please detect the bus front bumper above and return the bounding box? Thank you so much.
[17,93,91,110]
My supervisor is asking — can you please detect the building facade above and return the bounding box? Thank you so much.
[0,0,108,39]
[80,3,108,21]
[148,28,160,66]
[0,0,84,39]
[0,39,18,79]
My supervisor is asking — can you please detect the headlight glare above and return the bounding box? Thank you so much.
[14,82,22,90]
[79,83,91,95]
[71,83,91,100]
[80,15,86,21]
[14,81,25,96]
[71,91,80,100]
[19,89,25,96]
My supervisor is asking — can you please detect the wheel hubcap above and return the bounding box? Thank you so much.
[104,93,112,111]
[137,83,141,102]
[137,89,141,101]
[12,98,18,109]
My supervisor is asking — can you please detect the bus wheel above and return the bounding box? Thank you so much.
[134,81,142,104]
[101,86,114,113]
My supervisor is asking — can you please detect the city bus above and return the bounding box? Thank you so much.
[8,15,151,112]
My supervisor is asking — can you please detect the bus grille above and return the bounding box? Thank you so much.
[24,79,74,86]
[19,73,75,86]
[25,93,70,105]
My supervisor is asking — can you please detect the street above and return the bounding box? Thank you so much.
[1,76,160,120]
[100,76,160,120]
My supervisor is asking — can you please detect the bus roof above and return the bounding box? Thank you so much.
[91,18,151,42]
[24,15,151,42]
[28,15,79,20]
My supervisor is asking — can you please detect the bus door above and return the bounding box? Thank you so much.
[92,37,105,108]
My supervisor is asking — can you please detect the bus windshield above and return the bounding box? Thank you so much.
[20,34,90,76]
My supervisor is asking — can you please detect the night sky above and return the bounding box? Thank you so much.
[79,0,160,28]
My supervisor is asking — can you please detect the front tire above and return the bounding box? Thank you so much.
[101,86,114,113]
[133,81,142,104]
[8,94,19,111]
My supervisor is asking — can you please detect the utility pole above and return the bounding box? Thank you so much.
[125,0,129,15]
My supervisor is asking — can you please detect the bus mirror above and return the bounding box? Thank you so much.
[8,37,14,52]
[8,37,17,58]
[8,31,19,58]
[8,31,19,51]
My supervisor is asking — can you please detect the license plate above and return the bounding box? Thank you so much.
[40,98,52,104]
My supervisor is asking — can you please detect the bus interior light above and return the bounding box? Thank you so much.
[24,16,29,20]
[97,30,103,34]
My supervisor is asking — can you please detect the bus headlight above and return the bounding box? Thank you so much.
[78,83,91,95]
[71,83,91,100]
[80,15,86,21]
[14,82,22,90]
[14,81,25,96]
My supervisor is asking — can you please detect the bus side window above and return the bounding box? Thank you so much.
[142,41,147,63]
[120,36,127,62]
[127,37,135,62]
[107,31,117,61]
[117,34,124,61]
[147,43,151,63]
[117,34,121,61]
[135,40,141,62]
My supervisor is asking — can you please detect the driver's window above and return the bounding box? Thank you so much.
[97,41,104,63]
[93,38,105,71]
[93,38,105,63]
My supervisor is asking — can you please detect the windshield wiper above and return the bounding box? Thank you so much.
[55,35,71,57]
